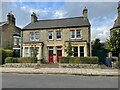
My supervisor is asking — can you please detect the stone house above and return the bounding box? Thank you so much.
[22,7,91,63]
[0,13,21,53]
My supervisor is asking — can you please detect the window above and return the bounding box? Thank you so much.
[76,30,81,39]
[80,46,84,57]
[35,32,40,41]
[70,30,75,39]
[30,32,34,41]
[48,32,53,40]
[56,31,61,40]
[30,47,34,57]
[74,47,78,57]
[19,39,21,46]
[25,47,28,57]
[14,38,17,45]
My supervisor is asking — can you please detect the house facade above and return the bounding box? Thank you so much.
[0,13,21,52]
[22,7,91,63]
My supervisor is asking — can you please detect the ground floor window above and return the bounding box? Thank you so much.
[80,46,84,57]
[24,47,28,57]
[74,47,78,57]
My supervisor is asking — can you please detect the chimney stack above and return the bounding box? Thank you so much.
[7,12,15,25]
[83,7,88,18]
[31,12,38,23]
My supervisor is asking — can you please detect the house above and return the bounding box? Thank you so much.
[110,1,120,57]
[0,12,21,56]
[22,7,91,63]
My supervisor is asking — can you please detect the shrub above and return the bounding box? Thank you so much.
[0,49,13,64]
[60,57,70,63]
[60,56,99,64]
[30,57,37,63]
[5,57,21,63]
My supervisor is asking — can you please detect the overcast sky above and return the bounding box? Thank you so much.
[1,1,119,42]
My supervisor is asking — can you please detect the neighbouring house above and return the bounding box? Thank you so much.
[110,1,120,57]
[22,7,91,63]
[0,12,21,56]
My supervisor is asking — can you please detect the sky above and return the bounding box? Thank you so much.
[1,1,119,42]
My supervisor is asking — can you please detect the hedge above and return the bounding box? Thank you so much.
[60,57,99,64]
[0,49,13,64]
[5,57,37,63]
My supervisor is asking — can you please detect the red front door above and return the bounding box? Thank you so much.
[57,50,62,63]
[49,50,53,62]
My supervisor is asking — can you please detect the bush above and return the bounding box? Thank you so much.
[0,49,13,64]
[5,57,21,63]
[60,57,70,63]
[5,57,37,63]
[60,56,99,64]
[30,57,37,63]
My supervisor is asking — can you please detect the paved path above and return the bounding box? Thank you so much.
[0,67,119,76]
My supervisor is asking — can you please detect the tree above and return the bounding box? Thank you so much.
[107,30,120,57]
[64,41,74,57]
[92,38,104,50]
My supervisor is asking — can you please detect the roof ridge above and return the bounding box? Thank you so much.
[36,16,84,22]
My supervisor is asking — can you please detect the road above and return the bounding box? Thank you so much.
[2,73,118,88]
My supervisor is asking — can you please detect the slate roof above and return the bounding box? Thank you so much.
[0,21,7,27]
[111,16,120,30]
[23,17,90,30]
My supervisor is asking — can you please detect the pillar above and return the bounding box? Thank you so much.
[23,46,25,57]
[53,46,56,63]
[78,46,80,57]
[84,43,87,57]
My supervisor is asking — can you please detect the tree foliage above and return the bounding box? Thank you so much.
[92,38,104,50]
[107,30,120,52]
[64,41,74,57]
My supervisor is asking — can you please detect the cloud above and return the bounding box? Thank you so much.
[53,10,67,18]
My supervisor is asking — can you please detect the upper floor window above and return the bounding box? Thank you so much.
[76,30,82,39]
[48,32,53,40]
[70,30,75,39]
[70,30,82,39]
[30,32,40,41]
[56,31,61,40]
[35,32,40,41]
[30,32,34,41]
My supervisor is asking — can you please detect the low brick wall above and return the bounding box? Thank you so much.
[2,63,38,68]
[59,64,106,69]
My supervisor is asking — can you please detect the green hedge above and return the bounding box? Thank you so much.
[5,57,37,63]
[60,57,99,64]
[0,49,13,64]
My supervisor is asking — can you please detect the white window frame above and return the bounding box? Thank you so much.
[35,32,40,41]
[48,32,53,40]
[76,30,82,39]
[56,31,62,40]
[30,32,34,41]
[70,30,75,39]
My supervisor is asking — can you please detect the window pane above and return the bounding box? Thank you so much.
[70,30,75,39]
[30,32,34,41]
[76,30,81,38]
[48,32,53,40]
[56,31,61,40]
[30,47,34,57]
[80,46,84,57]
[74,47,78,57]
[35,32,40,41]
[14,38,17,45]
[25,47,28,57]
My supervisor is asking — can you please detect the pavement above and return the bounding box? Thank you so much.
[0,67,119,76]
